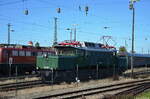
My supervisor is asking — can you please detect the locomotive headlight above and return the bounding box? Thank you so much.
[43,54,48,58]
[36,66,39,70]
[113,52,116,56]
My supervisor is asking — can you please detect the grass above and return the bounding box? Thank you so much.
[136,90,150,99]
[109,90,150,99]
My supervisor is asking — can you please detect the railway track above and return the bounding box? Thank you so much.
[0,74,40,81]
[123,70,150,78]
[0,80,47,92]
[114,83,150,96]
[35,79,150,99]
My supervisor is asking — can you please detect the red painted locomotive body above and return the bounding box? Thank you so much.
[0,45,55,75]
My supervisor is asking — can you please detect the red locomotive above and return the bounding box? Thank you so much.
[0,44,55,76]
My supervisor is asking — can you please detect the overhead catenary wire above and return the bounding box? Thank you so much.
[0,14,50,29]
[0,0,25,6]
[0,0,125,27]
[22,0,29,15]
[0,0,149,50]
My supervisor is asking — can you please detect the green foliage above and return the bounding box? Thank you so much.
[107,95,134,99]
[119,46,127,53]
[130,0,140,3]
[136,90,150,99]
[35,42,40,47]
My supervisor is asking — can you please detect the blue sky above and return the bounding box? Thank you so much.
[0,0,150,53]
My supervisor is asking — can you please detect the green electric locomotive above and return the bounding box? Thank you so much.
[36,41,118,82]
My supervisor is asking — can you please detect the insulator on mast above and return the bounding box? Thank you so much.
[56,8,61,13]
[129,3,133,10]
[24,9,29,15]
[79,6,81,11]
[85,6,89,16]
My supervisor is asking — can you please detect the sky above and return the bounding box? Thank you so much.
[0,0,150,53]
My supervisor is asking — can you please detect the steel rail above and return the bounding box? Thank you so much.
[115,83,150,96]
[35,79,150,99]
[0,80,46,92]
[0,74,40,81]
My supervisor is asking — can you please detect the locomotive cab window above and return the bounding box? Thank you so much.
[59,50,75,56]
[56,47,75,56]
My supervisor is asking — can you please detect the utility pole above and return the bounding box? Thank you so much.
[73,24,78,41]
[129,0,139,78]
[70,29,72,41]
[7,23,14,76]
[66,28,73,41]
[53,17,58,45]
[7,23,11,45]
[125,40,128,49]
[74,27,76,41]
[7,23,14,46]
[131,7,135,78]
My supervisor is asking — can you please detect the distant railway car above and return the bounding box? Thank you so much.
[0,44,54,76]
[37,41,117,82]
[118,53,150,69]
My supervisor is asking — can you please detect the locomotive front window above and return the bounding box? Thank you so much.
[12,50,18,56]
[56,48,75,56]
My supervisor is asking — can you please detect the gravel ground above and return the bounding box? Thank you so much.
[124,67,150,74]
[9,77,150,99]
[0,77,40,85]
[0,67,150,99]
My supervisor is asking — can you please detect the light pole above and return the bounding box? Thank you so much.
[7,23,14,45]
[129,0,139,78]
[66,24,78,42]
[66,28,73,41]
[53,17,58,45]
[73,24,78,41]
[7,23,14,76]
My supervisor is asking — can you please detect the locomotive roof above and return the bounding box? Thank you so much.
[119,52,150,58]
[127,53,150,58]
[54,44,116,52]
[57,41,115,48]
[0,44,54,52]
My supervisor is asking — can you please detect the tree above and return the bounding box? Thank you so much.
[35,42,40,47]
[119,46,127,53]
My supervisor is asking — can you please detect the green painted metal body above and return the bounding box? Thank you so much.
[117,57,128,71]
[37,56,77,70]
[36,46,117,70]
